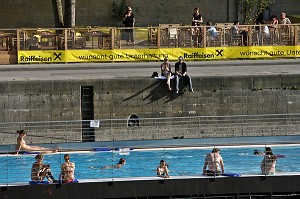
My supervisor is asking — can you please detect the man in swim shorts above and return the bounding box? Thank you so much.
[202,148,224,176]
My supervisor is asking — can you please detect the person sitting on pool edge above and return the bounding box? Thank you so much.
[157,159,170,178]
[59,154,76,183]
[261,147,277,175]
[15,130,59,155]
[202,148,225,176]
[31,154,57,183]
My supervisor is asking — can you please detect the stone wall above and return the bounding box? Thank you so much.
[1,74,300,145]
[0,0,299,28]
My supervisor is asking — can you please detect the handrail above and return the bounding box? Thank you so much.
[0,113,300,145]
[1,24,300,51]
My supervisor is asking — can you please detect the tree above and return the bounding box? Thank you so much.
[64,0,76,28]
[52,0,76,28]
[52,0,64,28]
[112,0,128,23]
[238,0,274,24]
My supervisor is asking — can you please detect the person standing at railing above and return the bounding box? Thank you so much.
[174,56,194,94]
[161,57,173,91]
[15,130,59,155]
[271,15,279,25]
[278,12,291,24]
[261,147,277,175]
[31,154,57,183]
[206,21,219,46]
[191,7,203,46]
[123,7,136,45]
[59,154,76,183]
[202,148,225,176]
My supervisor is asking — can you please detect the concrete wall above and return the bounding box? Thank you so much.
[0,0,299,28]
[1,75,300,123]
[1,74,300,145]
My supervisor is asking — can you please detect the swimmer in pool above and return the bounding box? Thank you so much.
[254,149,285,158]
[15,130,59,155]
[254,149,264,156]
[90,158,126,170]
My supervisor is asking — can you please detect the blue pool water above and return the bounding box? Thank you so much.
[0,145,300,183]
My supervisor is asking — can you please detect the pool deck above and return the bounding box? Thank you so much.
[1,173,300,199]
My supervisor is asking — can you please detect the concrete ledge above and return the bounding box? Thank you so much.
[1,175,300,199]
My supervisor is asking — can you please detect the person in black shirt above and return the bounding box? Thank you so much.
[174,56,194,93]
[191,7,203,46]
[123,7,136,45]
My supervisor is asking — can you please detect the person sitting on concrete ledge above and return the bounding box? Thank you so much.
[160,57,173,91]
[174,56,194,94]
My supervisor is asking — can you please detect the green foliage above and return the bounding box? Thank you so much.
[238,0,273,24]
[112,0,128,22]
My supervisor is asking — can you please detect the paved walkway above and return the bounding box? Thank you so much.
[0,59,300,81]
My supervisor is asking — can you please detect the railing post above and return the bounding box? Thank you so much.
[248,25,252,46]
[157,27,161,48]
[203,25,207,48]
[64,29,68,50]
[294,25,298,46]
[110,28,115,49]
[16,29,20,51]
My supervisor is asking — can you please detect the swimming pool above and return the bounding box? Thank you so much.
[1,145,300,184]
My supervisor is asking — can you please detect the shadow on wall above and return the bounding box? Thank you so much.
[123,79,186,104]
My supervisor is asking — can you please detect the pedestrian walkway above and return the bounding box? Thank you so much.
[0,59,300,81]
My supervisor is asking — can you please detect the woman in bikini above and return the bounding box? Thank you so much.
[15,130,58,154]
[59,154,76,183]
[31,154,57,182]
[261,147,277,175]
[161,57,172,91]
[157,159,170,178]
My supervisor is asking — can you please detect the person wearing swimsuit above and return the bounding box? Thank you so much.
[59,154,76,183]
[15,130,59,154]
[31,154,57,182]
[157,159,170,178]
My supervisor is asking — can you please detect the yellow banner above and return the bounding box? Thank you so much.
[18,46,300,63]
[18,51,65,63]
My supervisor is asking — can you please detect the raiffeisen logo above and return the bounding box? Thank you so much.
[183,52,215,59]
[20,55,52,62]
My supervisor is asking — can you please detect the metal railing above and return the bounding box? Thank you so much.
[0,23,299,51]
[0,113,300,145]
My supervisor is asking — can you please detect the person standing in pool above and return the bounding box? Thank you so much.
[261,147,277,175]
[15,130,59,155]
[31,154,57,183]
[202,148,225,176]
[59,154,76,183]
[157,159,170,178]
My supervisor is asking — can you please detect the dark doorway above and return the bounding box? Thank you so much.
[81,86,95,142]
